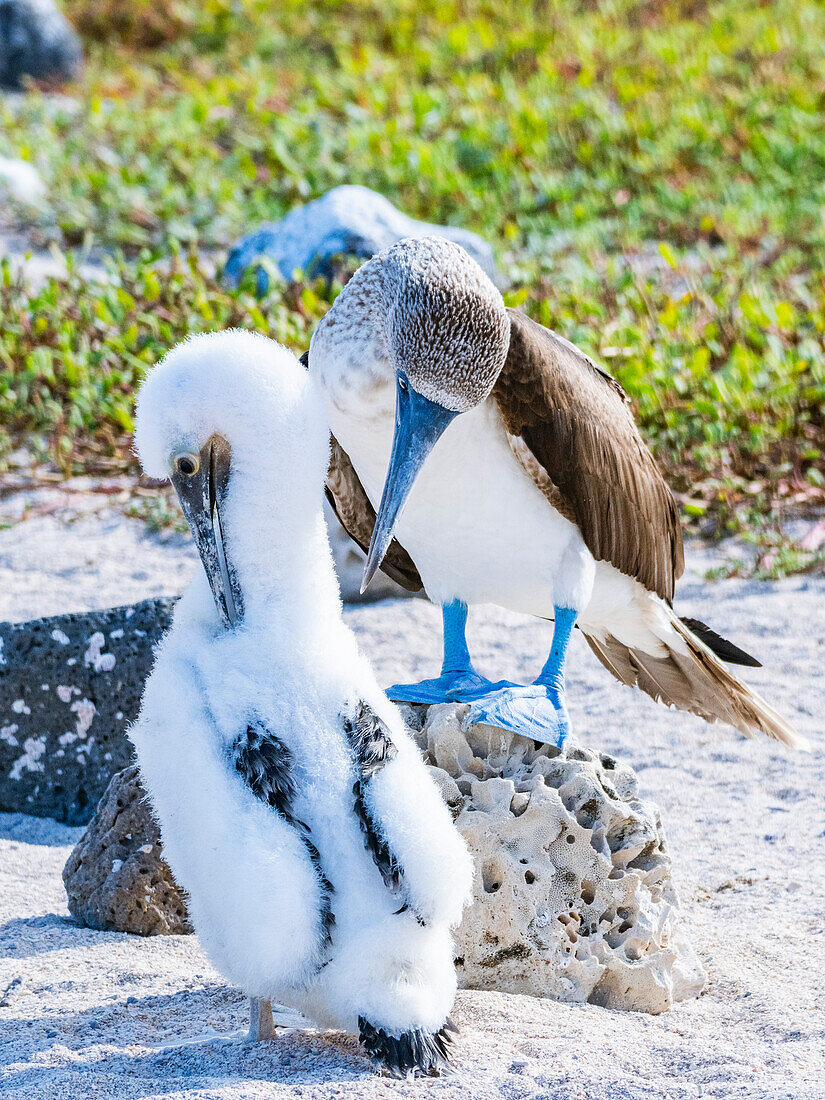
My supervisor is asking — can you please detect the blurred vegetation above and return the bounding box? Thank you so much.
[67,0,197,49]
[705,521,825,580]
[1,0,824,534]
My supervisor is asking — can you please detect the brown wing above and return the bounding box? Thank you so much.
[495,308,684,602]
[326,434,423,593]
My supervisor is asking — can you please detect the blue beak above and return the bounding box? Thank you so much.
[361,374,458,593]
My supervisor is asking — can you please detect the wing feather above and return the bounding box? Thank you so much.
[496,309,684,602]
[583,622,807,748]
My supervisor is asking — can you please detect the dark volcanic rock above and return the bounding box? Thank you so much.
[224,184,500,295]
[0,0,83,90]
[0,597,174,825]
[63,765,192,935]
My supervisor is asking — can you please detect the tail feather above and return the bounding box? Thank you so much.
[583,616,809,750]
[358,1015,456,1078]
[679,616,761,667]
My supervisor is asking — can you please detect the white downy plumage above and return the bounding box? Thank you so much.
[131,331,473,1076]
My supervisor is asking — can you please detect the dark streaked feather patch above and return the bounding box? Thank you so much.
[233,723,296,814]
[342,701,426,921]
[358,1015,457,1078]
[345,699,398,776]
[232,723,335,944]
[353,776,404,895]
[343,702,402,894]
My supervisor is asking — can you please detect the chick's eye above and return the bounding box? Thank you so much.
[174,453,199,477]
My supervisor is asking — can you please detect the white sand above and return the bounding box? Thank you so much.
[0,502,823,1099]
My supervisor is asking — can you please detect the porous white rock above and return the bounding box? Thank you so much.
[57,694,705,1016]
[417,703,706,1014]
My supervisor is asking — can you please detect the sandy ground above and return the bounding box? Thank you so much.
[0,470,403,614]
[0,503,823,1099]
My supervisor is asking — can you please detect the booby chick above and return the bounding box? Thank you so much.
[308,236,806,751]
[130,331,473,1078]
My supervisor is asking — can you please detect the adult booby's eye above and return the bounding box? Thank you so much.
[174,452,199,477]
[398,375,408,392]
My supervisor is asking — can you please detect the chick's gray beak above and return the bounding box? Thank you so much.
[362,374,458,593]
[171,435,244,628]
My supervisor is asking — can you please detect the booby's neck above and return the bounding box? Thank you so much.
[309,264,396,422]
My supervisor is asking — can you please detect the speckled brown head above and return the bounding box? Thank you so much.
[379,236,511,411]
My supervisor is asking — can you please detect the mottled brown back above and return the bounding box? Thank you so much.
[495,309,684,602]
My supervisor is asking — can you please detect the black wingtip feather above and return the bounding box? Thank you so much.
[681,617,762,667]
[233,724,335,947]
[358,1016,456,1078]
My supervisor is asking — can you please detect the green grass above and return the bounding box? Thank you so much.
[1,0,824,532]
[0,252,328,468]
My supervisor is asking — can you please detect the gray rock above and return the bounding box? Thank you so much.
[0,597,174,825]
[63,765,192,935]
[0,0,83,90]
[224,185,499,294]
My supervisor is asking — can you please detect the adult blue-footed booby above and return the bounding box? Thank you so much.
[308,236,806,750]
[131,331,472,1078]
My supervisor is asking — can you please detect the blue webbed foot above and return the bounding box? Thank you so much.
[466,684,570,748]
[389,599,517,705]
[387,670,516,706]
